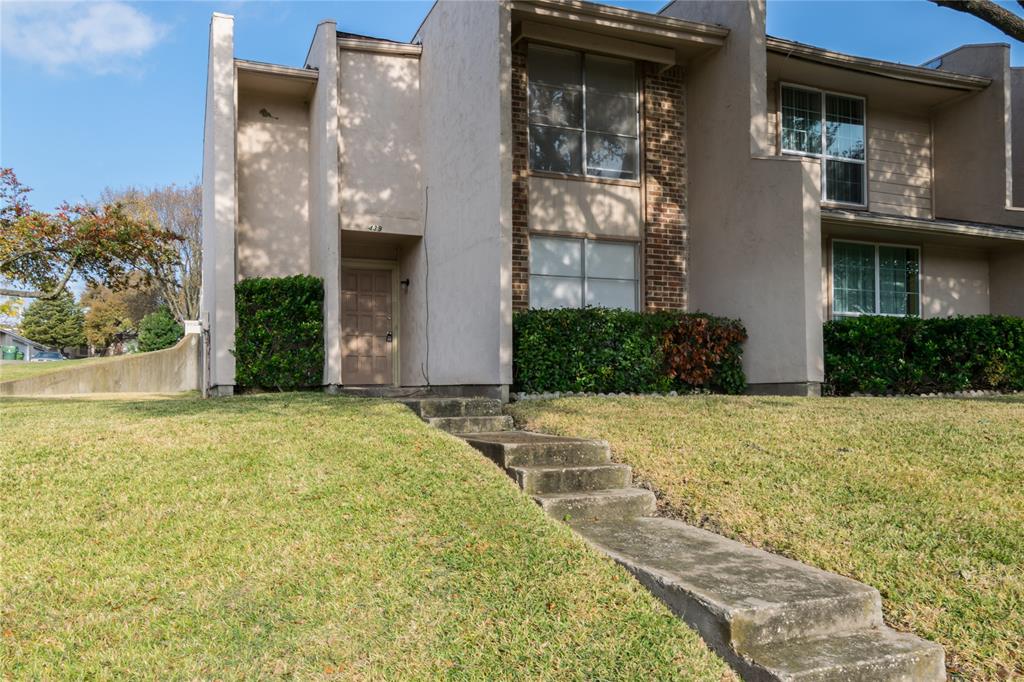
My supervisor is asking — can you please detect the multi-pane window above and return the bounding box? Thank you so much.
[529,236,638,311]
[781,85,866,205]
[528,46,638,180]
[832,241,920,319]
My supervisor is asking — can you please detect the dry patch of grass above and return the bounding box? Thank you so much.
[510,395,1024,681]
[0,394,733,680]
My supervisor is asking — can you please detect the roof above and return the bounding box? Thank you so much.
[766,36,991,91]
[822,208,1024,242]
[336,31,403,44]
[0,328,50,349]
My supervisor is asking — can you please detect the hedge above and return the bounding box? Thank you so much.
[234,275,324,391]
[513,308,747,395]
[823,315,1024,395]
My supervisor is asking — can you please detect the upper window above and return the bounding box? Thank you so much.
[528,46,639,180]
[832,241,920,319]
[529,235,638,311]
[781,85,866,206]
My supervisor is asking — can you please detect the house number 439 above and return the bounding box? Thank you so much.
[367,224,383,232]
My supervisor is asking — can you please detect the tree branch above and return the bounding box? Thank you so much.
[0,256,78,300]
[929,0,1024,42]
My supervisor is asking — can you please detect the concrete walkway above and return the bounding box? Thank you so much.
[406,397,944,681]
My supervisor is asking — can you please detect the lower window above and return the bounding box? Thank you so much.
[529,235,638,311]
[832,240,920,318]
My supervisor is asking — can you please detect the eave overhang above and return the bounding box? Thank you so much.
[767,37,991,92]
[235,59,318,97]
[823,208,1024,243]
[510,0,728,67]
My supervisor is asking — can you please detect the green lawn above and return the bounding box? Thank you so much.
[0,357,115,383]
[0,394,733,680]
[510,395,1024,681]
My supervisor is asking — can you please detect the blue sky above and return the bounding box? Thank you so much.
[1,0,1022,212]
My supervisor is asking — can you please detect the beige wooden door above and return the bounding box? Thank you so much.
[341,269,393,385]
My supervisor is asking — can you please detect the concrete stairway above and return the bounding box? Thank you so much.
[404,398,945,681]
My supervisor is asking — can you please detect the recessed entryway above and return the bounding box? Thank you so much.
[341,260,399,385]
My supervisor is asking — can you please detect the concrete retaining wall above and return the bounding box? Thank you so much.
[0,334,201,397]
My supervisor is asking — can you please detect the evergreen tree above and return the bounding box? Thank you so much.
[19,291,86,349]
[138,308,183,352]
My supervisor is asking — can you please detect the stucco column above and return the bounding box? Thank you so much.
[306,20,342,387]
[200,13,237,396]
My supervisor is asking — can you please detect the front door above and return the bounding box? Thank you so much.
[341,268,394,385]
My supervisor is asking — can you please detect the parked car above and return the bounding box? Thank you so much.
[30,350,66,362]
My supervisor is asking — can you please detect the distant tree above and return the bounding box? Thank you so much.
[928,0,1024,42]
[82,276,163,329]
[0,168,181,301]
[19,292,86,349]
[82,285,135,352]
[102,182,201,322]
[138,308,183,352]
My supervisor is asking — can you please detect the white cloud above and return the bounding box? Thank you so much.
[1,1,166,74]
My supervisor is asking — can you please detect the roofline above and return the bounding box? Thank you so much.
[767,36,991,91]
[510,0,728,44]
[822,208,1024,242]
[0,328,50,349]
[337,35,422,56]
[923,41,1011,68]
[235,58,319,81]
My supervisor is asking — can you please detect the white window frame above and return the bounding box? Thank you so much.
[780,83,868,208]
[831,239,921,319]
[527,45,641,180]
[529,234,640,311]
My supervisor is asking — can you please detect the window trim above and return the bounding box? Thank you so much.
[528,234,640,311]
[830,238,921,319]
[779,82,868,209]
[526,44,641,181]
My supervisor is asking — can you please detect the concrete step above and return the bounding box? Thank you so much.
[572,517,884,653]
[424,415,514,434]
[508,463,632,495]
[741,628,945,681]
[534,488,657,522]
[462,431,611,467]
[401,398,503,418]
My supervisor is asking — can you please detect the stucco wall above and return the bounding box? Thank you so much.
[1012,68,1024,209]
[0,334,201,397]
[416,0,512,388]
[528,176,641,238]
[236,90,311,278]
[990,245,1024,316]
[921,244,990,318]
[339,49,423,237]
[200,13,237,394]
[663,0,823,393]
[933,44,1024,227]
[305,22,343,386]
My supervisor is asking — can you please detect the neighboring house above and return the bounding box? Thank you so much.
[0,328,49,362]
[201,0,1024,398]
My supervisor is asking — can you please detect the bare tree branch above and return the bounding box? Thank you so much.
[929,0,1024,42]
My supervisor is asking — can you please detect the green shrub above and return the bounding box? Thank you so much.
[823,315,1024,395]
[138,308,183,352]
[513,308,747,395]
[234,275,324,391]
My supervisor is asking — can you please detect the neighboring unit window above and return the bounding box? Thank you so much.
[529,235,638,311]
[781,85,866,205]
[528,46,638,180]
[832,241,920,318]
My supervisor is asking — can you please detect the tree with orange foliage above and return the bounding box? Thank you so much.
[0,168,181,300]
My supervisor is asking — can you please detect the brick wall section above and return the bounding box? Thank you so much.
[642,64,688,311]
[511,49,530,311]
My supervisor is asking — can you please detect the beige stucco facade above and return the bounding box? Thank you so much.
[201,1,1023,398]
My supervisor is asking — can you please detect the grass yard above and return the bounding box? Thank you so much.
[0,357,115,383]
[510,395,1024,681]
[0,394,733,680]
